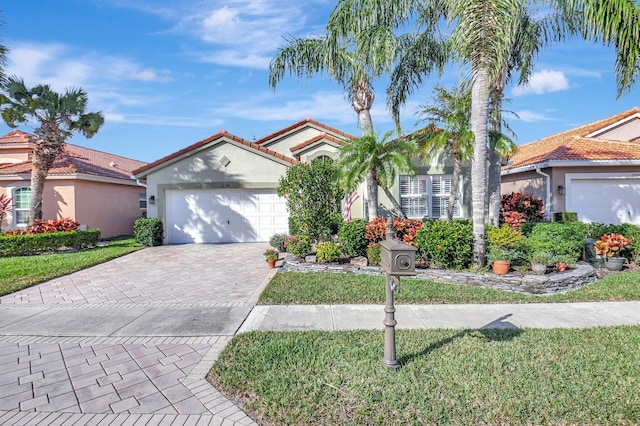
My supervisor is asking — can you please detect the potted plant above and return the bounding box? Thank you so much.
[486,225,524,275]
[264,248,279,268]
[487,248,519,275]
[529,251,553,275]
[553,254,575,272]
[595,233,632,271]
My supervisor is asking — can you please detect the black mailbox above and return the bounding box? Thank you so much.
[380,238,417,276]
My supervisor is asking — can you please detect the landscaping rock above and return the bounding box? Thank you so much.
[350,256,368,267]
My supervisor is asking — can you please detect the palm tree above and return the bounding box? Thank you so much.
[336,132,417,218]
[269,32,397,218]
[329,0,640,267]
[0,16,7,85]
[0,77,104,223]
[412,83,473,221]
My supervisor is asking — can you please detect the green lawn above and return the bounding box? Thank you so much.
[0,236,143,297]
[258,271,640,305]
[209,327,640,425]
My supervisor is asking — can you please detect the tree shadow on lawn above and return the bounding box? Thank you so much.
[398,314,523,365]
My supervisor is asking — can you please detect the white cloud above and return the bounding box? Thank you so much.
[514,110,558,122]
[511,70,570,96]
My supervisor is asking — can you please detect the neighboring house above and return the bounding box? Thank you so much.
[0,130,148,237]
[501,108,640,225]
[134,117,472,244]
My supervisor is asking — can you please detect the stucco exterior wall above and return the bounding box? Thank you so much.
[297,145,341,163]
[1,178,141,237]
[501,171,547,201]
[144,141,290,221]
[74,180,144,238]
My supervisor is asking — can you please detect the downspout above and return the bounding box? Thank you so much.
[535,168,551,220]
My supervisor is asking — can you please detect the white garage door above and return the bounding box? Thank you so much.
[567,178,640,225]
[165,189,288,243]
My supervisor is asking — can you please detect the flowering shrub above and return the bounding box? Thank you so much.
[595,233,632,258]
[287,234,312,259]
[269,233,289,252]
[365,218,423,246]
[501,192,545,225]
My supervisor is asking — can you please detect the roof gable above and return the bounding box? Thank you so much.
[255,117,356,147]
[289,133,347,157]
[132,130,300,177]
[504,107,640,171]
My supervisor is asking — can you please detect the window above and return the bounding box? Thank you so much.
[13,187,31,226]
[139,192,147,209]
[400,175,461,219]
[400,176,428,218]
[431,176,461,218]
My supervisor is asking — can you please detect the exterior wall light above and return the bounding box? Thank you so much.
[148,195,156,205]
[557,185,565,195]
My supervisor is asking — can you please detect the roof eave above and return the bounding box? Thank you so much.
[502,159,640,175]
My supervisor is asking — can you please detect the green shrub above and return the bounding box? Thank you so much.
[486,225,523,249]
[277,160,343,239]
[523,222,588,259]
[337,219,368,257]
[415,220,473,270]
[315,242,341,263]
[270,233,289,252]
[0,229,101,257]
[287,234,312,259]
[367,243,381,266]
[134,218,163,246]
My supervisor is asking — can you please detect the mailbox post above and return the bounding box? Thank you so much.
[379,217,417,369]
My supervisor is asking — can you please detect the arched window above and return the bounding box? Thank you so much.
[13,187,31,226]
[313,155,332,163]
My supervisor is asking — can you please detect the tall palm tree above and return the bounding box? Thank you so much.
[0,16,7,85]
[336,132,417,218]
[412,83,473,221]
[269,32,398,218]
[0,77,104,223]
[329,0,640,267]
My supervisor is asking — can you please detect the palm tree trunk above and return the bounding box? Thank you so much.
[30,121,64,223]
[488,78,506,227]
[470,67,491,268]
[447,154,462,222]
[357,107,378,219]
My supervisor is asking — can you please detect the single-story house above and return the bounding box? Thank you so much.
[0,130,148,237]
[134,118,472,244]
[501,107,640,225]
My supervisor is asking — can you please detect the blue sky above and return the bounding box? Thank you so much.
[1,0,639,163]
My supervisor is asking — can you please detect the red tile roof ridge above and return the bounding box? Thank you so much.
[290,133,347,153]
[254,118,356,145]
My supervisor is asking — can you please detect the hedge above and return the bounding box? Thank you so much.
[0,229,102,257]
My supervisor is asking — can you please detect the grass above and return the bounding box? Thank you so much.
[209,326,640,425]
[258,271,640,305]
[0,236,143,297]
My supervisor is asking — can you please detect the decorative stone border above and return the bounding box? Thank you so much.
[281,255,598,295]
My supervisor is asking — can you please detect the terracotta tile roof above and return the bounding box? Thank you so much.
[132,130,300,176]
[290,132,347,153]
[0,129,36,146]
[254,117,356,145]
[0,130,147,179]
[504,107,640,170]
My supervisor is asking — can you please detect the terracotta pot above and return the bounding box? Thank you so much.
[492,260,511,275]
[555,263,567,272]
[267,259,277,269]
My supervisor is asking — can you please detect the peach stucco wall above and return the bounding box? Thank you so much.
[1,178,144,238]
[73,180,145,238]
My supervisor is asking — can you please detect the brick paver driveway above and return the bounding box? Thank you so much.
[0,243,273,425]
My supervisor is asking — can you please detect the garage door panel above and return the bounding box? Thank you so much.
[166,189,288,243]
[568,179,640,225]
